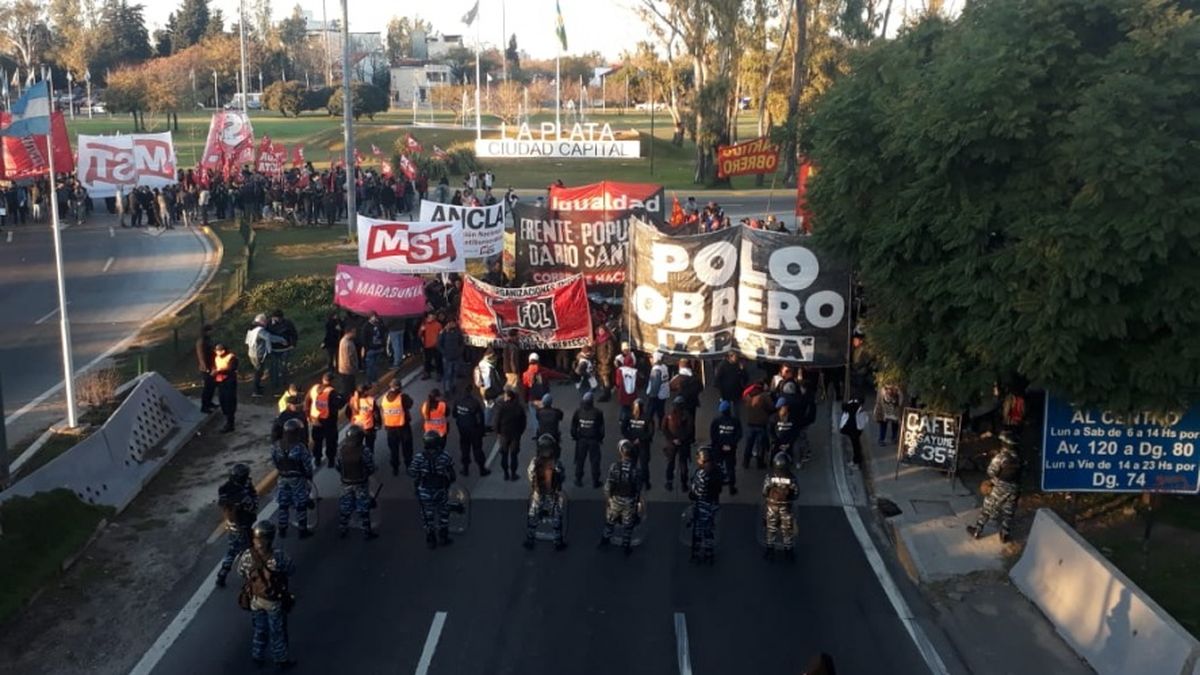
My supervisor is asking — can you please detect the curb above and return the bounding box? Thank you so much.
[61,518,109,573]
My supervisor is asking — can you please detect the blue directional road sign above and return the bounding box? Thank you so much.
[1041,394,1200,494]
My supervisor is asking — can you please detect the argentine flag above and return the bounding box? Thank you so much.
[1,81,51,137]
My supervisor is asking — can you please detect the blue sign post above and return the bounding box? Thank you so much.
[1042,394,1200,494]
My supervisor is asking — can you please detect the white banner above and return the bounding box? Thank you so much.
[418,200,505,258]
[75,132,177,197]
[357,215,466,274]
[475,138,641,159]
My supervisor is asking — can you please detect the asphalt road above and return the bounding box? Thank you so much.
[0,212,211,434]
[145,363,938,675]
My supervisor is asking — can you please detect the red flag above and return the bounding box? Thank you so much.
[406,134,423,154]
[298,171,310,188]
[354,147,364,167]
[432,145,448,161]
[795,159,816,234]
[292,143,305,168]
[381,159,393,178]
[371,143,383,157]
[669,194,685,226]
[398,154,417,180]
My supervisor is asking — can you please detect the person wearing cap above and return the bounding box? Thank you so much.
[245,313,285,398]
[968,433,1023,543]
[570,391,606,488]
[522,352,567,422]
[768,399,799,461]
[661,396,694,491]
[212,343,239,433]
[534,393,564,451]
[494,386,528,480]
[271,392,308,444]
[452,389,490,476]
[379,379,415,474]
[710,400,743,495]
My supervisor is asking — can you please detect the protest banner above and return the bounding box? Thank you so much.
[625,218,740,357]
[418,200,505,258]
[459,274,593,349]
[0,111,72,180]
[75,132,177,197]
[356,215,466,274]
[716,137,779,178]
[199,110,254,171]
[734,227,849,365]
[333,264,426,318]
[548,180,665,224]
[512,203,628,286]
[897,408,962,477]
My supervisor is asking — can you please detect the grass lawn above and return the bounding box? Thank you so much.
[0,490,113,624]
[65,110,784,191]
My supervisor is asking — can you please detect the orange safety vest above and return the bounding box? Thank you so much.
[422,400,447,437]
[380,393,407,428]
[214,353,235,382]
[350,393,377,431]
[308,384,332,421]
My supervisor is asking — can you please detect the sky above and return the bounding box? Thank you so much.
[141,0,966,62]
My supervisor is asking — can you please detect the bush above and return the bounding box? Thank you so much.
[304,87,334,114]
[263,81,307,117]
[327,83,389,120]
[400,142,481,182]
[76,367,122,411]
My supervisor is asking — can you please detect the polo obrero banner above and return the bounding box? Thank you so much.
[459,274,593,349]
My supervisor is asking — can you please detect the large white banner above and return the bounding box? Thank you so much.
[75,133,177,197]
[474,122,641,159]
[357,215,466,274]
[418,200,505,258]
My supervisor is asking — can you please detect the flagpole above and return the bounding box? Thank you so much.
[43,80,79,428]
[501,0,508,83]
[341,0,355,241]
[86,72,93,119]
[555,54,561,132]
[474,7,482,140]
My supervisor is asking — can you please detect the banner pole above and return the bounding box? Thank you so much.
[45,88,79,429]
[843,270,855,402]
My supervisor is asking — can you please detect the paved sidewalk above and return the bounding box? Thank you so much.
[849,397,1092,675]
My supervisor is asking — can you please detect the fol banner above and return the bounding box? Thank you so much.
[0,111,72,180]
[199,110,255,171]
[512,203,629,286]
[75,133,177,197]
[459,274,593,349]
[898,408,961,473]
[333,264,426,318]
[734,227,849,365]
[716,137,779,178]
[625,219,740,358]
[418,200,505,258]
[356,215,466,274]
[1041,395,1200,494]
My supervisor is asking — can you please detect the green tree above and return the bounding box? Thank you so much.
[173,0,210,51]
[807,0,1200,412]
[327,82,388,120]
[95,0,152,73]
[263,79,305,116]
[0,0,52,74]
[385,15,431,63]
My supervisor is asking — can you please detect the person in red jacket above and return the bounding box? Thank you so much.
[521,353,567,420]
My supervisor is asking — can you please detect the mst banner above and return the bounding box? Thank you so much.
[418,200,505,258]
[333,264,426,318]
[459,274,593,349]
[199,110,255,171]
[512,203,628,286]
[356,215,466,274]
[0,111,72,180]
[625,219,739,357]
[75,133,177,197]
[716,137,779,178]
[735,227,848,365]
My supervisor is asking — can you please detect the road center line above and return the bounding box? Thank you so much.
[414,611,447,675]
[34,307,60,325]
[484,436,502,468]
[5,231,12,243]
[109,226,115,238]
[102,256,115,273]
[674,612,693,675]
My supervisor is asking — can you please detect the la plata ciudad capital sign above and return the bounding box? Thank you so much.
[475,122,641,159]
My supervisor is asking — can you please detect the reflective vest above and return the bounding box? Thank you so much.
[380,393,408,428]
[308,384,333,421]
[350,393,376,431]
[214,353,235,382]
[277,392,292,413]
[422,400,448,437]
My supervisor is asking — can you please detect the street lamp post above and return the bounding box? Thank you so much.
[238,0,249,113]
[341,0,355,241]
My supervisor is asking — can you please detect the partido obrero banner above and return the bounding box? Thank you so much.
[625,219,849,364]
[418,200,505,258]
[333,264,426,318]
[716,137,779,178]
[459,274,593,349]
[357,215,466,274]
[75,133,177,197]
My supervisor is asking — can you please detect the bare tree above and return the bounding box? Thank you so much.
[1,0,51,74]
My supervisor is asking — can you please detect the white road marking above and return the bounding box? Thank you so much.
[484,436,502,468]
[5,231,12,243]
[674,612,693,675]
[829,411,950,675]
[102,256,115,273]
[109,226,115,238]
[34,306,61,325]
[414,611,448,675]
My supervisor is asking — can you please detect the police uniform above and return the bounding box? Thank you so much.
[970,445,1023,542]
[235,540,295,666]
[336,433,377,538]
[570,401,605,487]
[306,382,340,467]
[689,460,722,561]
[453,394,488,475]
[710,410,743,494]
[272,441,315,536]
[602,455,643,549]
[768,410,799,458]
[763,464,799,552]
[525,452,567,548]
[217,475,258,585]
[347,391,380,451]
[621,410,655,489]
[380,390,415,474]
[213,350,238,432]
[408,440,457,546]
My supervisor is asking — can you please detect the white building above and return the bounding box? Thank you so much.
[302,11,385,84]
[390,60,454,107]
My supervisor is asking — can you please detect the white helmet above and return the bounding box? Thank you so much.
[529,352,540,362]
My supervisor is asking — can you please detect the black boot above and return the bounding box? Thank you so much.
[438,528,452,546]
[966,525,982,539]
[554,540,568,551]
[215,571,227,588]
[298,527,313,540]
[480,467,492,477]
[426,532,437,549]
[729,485,739,496]
[523,536,535,550]
[364,528,379,541]
[597,535,611,549]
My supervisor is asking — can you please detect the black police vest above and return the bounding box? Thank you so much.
[577,412,600,439]
[715,420,738,441]
[340,445,366,484]
[612,461,638,498]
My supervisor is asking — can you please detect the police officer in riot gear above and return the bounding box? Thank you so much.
[600,440,643,555]
[968,432,1023,543]
[216,463,258,588]
[272,419,314,539]
[571,391,606,488]
[235,520,296,670]
[409,430,457,548]
[336,425,378,540]
[710,400,743,495]
[762,451,799,559]
[688,445,722,564]
[524,434,568,551]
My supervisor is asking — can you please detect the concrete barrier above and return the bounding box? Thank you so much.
[1011,508,1200,675]
[0,372,207,512]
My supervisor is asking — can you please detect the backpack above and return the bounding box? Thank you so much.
[217,481,249,526]
[1004,394,1026,426]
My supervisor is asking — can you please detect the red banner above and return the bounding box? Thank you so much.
[291,143,305,167]
[548,181,665,223]
[716,137,779,178]
[459,274,593,349]
[0,111,73,180]
[200,110,255,172]
[333,264,426,318]
[795,159,816,234]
